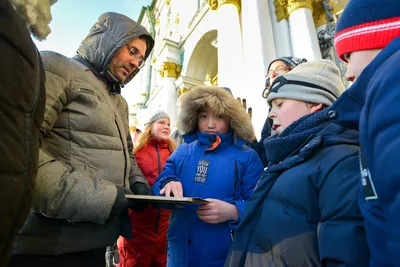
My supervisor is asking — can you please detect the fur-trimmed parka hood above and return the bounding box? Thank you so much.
[177,86,256,143]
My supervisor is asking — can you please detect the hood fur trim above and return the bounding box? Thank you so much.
[177,86,256,143]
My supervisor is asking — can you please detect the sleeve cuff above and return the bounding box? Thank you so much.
[228,200,246,230]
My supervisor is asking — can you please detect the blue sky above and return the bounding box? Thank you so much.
[34,0,152,57]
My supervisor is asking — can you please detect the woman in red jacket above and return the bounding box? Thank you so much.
[117,110,176,267]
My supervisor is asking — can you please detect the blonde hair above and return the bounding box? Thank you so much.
[134,122,176,154]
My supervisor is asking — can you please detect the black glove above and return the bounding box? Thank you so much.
[127,182,151,212]
[130,182,152,195]
[112,186,133,239]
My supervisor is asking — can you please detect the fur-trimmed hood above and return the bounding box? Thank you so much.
[177,86,256,143]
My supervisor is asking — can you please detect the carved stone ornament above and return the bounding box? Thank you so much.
[287,0,313,15]
[178,87,190,97]
[275,0,327,22]
[204,74,218,86]
[207,0,241,12]
[313,0,331,27]
[274,0,288,21]
[159,62,181,79]
[207,0,218,10]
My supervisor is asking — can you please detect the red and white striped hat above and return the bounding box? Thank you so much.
[334,0,400,62]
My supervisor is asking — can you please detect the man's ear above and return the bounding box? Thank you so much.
[309,103,324,113]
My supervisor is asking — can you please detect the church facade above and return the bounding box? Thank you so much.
[124,0,349,138]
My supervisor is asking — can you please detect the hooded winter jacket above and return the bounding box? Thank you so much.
[0,1,46,265]
[12,12,154,255]
[324,36,400,267]
[117,138,172,267]
[152,87,264,267]
[225,112,369,267]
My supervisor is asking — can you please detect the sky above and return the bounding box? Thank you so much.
[34,0,152,57]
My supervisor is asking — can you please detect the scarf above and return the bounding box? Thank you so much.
[264,111,329,165]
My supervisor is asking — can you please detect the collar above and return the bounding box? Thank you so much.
[197,131,234,151]
[148,138,169,148]
[73,54,121,94]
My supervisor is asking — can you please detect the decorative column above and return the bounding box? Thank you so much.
[241,0,277,139]
[208,0,243,94]
[286,0,322,60]
[159,61,181,124]
[272,0,292,57]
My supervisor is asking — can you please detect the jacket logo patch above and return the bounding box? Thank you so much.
[359,153,378,201]
[194,160,209,184]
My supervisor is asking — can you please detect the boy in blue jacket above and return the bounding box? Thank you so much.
[326,0,400,266]
[152,86,263,267]
[225,60,368,267]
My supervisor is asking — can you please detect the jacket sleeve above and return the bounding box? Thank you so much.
[318,152,369,267]
[365,54,400,264]
[151,149,181,196]
[230,150,263,230]
[33,69,118,224]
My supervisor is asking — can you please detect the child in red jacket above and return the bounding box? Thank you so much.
[117,110,176,267]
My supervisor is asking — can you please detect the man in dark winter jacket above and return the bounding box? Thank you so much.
[325,0,400,266]
[0,0,55,266]
[8,12,154,267]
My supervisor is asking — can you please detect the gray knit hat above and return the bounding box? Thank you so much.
[144,110,170,126]
[266,59,345,107]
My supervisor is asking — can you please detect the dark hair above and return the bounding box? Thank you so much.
[138,35,153,58]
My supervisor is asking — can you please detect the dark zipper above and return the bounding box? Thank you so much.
[115,117,128,187]
[154,144,161,234]
[5,47,42,257]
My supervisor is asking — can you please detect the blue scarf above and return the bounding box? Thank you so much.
[264,111,330,165]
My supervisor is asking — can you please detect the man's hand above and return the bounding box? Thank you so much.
[131,182,151,195]
[128,183,151,212]
[196,198,239,224]
[160,181,183,197]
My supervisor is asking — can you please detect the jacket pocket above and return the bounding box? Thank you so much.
[84,165,99,178]
[75,165,99,178]
[78,88,105,102]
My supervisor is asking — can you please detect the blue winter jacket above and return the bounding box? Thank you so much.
[152,131,263,267]
[324,36,400,267]
[225,114,369,267]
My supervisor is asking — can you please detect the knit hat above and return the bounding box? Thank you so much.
[144,110,170,126]
[335,0,400,62]
[266,59,345,107]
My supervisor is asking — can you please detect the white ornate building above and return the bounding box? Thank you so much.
[123,0,349,138]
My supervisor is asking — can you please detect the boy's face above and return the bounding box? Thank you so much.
[269,98,322,135]
[343,49,382,82]
[197,107,230,135]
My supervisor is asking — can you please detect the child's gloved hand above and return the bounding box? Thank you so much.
[160,181,183,197]
[196,198,239,224]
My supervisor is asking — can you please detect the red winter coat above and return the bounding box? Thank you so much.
[117,138,172,267]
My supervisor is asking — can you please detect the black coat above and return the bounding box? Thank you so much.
[0,0,46,265]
